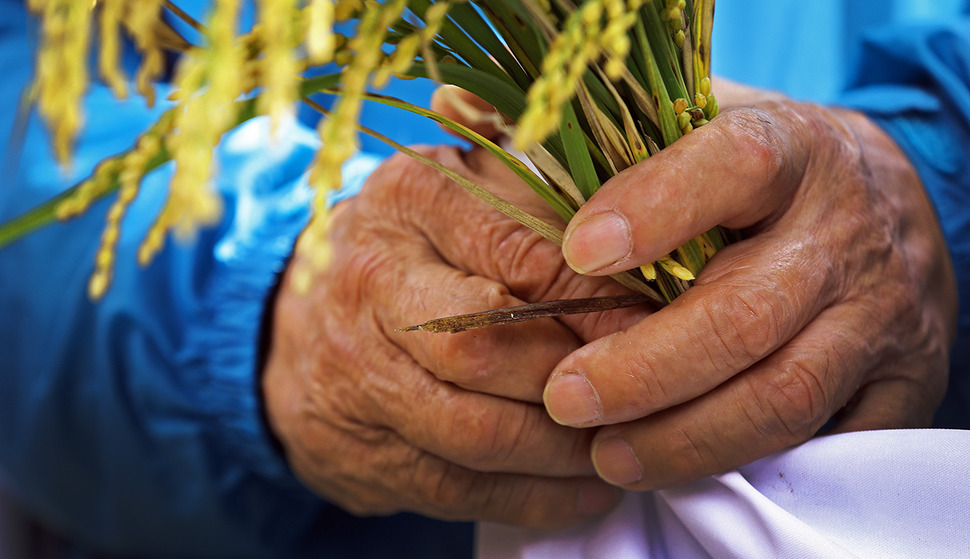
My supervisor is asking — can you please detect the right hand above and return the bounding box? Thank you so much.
[261,145,644,528]
[435,83,957,491]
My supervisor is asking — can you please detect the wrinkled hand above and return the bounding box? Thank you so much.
[541,81,958,489]
[261,145,643,528]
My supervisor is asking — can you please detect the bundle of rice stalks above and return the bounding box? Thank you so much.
[3,0,729,316]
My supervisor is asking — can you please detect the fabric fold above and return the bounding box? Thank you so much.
[478,429,970,559]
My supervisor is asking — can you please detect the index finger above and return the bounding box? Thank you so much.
[561,105,811,276]
[542,231,833,428]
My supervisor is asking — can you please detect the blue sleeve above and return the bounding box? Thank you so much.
[0,3,472,556]
[836,16,970,427]
[0,87,325,554]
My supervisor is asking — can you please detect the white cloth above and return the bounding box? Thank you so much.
[477,429,970,558]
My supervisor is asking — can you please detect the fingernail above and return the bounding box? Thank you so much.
[576,481,622,516]
[594,438,643,486]
[563,211,632,274]
[544,371,602,426]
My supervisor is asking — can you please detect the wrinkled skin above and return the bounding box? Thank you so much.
[537,81,958,489]
[263,78,957,526]
[262,144,643,529]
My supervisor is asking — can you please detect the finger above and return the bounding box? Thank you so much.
[418,469,622,530]
[544,231,832,427]
[269,275,599,481]
[830,380,936,434]
[354,332,599,479]
[347,147,582,401]
[560,106,811,275]
[289,418,621,529]
[587,301,890,490]
[268,349,621,528]
[829,358,947,433]
[379,145,651,344]
[413,210,651,343]
[384,259,582,402]
[266,259,621,529]
[424,148,654,339]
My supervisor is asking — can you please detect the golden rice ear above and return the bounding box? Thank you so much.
[256,0,302,130]
[116,0,165,105]
[139,0,246,267]
[299,2,408,282]
[31,0,94,164]
[97,0,128,99]
[12,0,730,305]
[304,0,337,65]
[514,0,645,150]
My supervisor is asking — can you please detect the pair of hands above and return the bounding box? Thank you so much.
[261,80,957,528]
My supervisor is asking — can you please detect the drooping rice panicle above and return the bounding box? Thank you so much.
[295,1,455,289]
[292,0,408,291]
[53,108,178,226]
[256,0,302,129]
[29,0,92,164]
[514,0,642,149]
[12,0,734,307]
[123,0,166,106]
[305,0,338,64]
[138,0,244,266]
[89,129,168,299]
[98,0,129,99]
[52,159,123,224]
[691,1,719,122]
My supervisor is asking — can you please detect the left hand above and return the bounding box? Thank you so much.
[261,143,644,528]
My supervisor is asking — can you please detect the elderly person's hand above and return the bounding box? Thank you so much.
[542,80,958,489]
[260,144,641,528]
[435,80,958,491]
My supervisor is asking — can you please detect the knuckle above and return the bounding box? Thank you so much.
[698,301,759,370]
[442,403,531,469]
[365,147,457,213]
[340,240,393,298]
[462,476,560,529]
[447,409,503,464]
[624,351,672,410]
[597,344,671,415]
[429,332,482,380]
[423,463,488,518]
[496,482,553,529]
[666,425,722,478]
[757,357,830,442]
[698,285,788,371]
[488,223,560,285]
[426,308,511,385]
[341,446,474,519]
[713,108,787,185]
[460,211,560,289]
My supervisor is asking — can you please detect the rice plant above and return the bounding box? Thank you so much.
[3,0,729,319]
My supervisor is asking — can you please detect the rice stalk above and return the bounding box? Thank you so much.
[8,0,730,308]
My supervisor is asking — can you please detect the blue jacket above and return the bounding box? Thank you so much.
[0,1,967,556]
